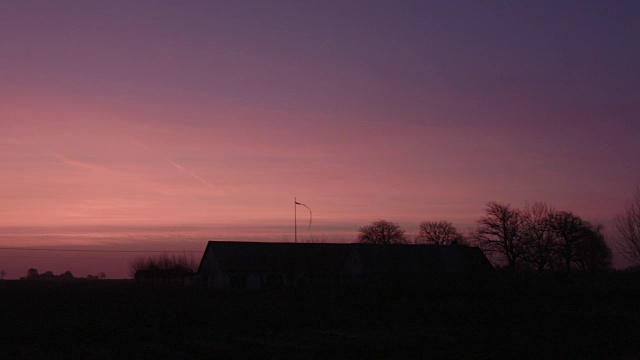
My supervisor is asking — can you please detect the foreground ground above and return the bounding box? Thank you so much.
[0,273,639,359]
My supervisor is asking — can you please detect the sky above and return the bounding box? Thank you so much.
[1,0,639,278]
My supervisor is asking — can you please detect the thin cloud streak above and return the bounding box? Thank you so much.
[52,153,112,173]
[166,159,216,189]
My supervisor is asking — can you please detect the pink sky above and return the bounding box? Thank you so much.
[1,1,639,278]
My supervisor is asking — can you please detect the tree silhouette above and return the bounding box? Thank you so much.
[471,201,613,272]
[616,187,640,265]
[26,268,39,280]
[357,220,408,244]
[415,220,464,245]
[573,223,612,272]
[129,253,198,278]
[548,211,588,271]
[520,202,556,271]
[472,202,524,269]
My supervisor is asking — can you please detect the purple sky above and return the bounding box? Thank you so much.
[1,1,639,278]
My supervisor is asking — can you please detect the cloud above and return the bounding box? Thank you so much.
[166,159,216,189]
[52,153,111,172]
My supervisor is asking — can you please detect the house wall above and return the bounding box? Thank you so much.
[247,273,261,289]
[343,250,363,278]
[212,273,229,288]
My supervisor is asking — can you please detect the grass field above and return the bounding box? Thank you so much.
[1,273,639,359]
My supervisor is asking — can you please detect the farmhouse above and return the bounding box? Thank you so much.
[197,241,493,289]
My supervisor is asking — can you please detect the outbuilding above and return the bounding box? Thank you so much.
[197,241,493,289]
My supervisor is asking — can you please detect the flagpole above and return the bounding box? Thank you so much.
[294,198,311,244]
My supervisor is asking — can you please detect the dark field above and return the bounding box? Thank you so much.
[1,274,639,359]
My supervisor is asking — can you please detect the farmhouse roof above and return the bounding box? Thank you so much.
[197,241,493,276]
[197,241,352,275]
[347,243,492,274]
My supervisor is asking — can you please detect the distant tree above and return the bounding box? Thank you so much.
[472,202,524,270]
[26,268,39,280]
[573,223,612,272]
[0,270,5,280]
[129,253,198,278]
[548,211,588,271]
[357,220,408,244]
[415,220,465,245]
[21,269,79,281]
[520,202,556,272]
[98,272,107,280]
[615,187,640,265]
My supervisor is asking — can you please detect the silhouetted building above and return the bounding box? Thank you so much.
[197,241,493,289]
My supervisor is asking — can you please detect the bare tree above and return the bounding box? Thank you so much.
[416,220,464,245]
[548,211,588,271]
[520,202,556,272]
[129,253,198,278]
[472,202,524,269]
[615,187,640,265]
[573,223,612,272]
[472,201,612,273]
[357,220,408,244]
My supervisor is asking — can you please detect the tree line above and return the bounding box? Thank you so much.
[357,219,465,245]
[358,200,618,272]
[20,268,107,280]
[471,202,610,272]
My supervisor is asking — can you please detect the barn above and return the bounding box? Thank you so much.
[196,241,493,289]
[196,242,351,289]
